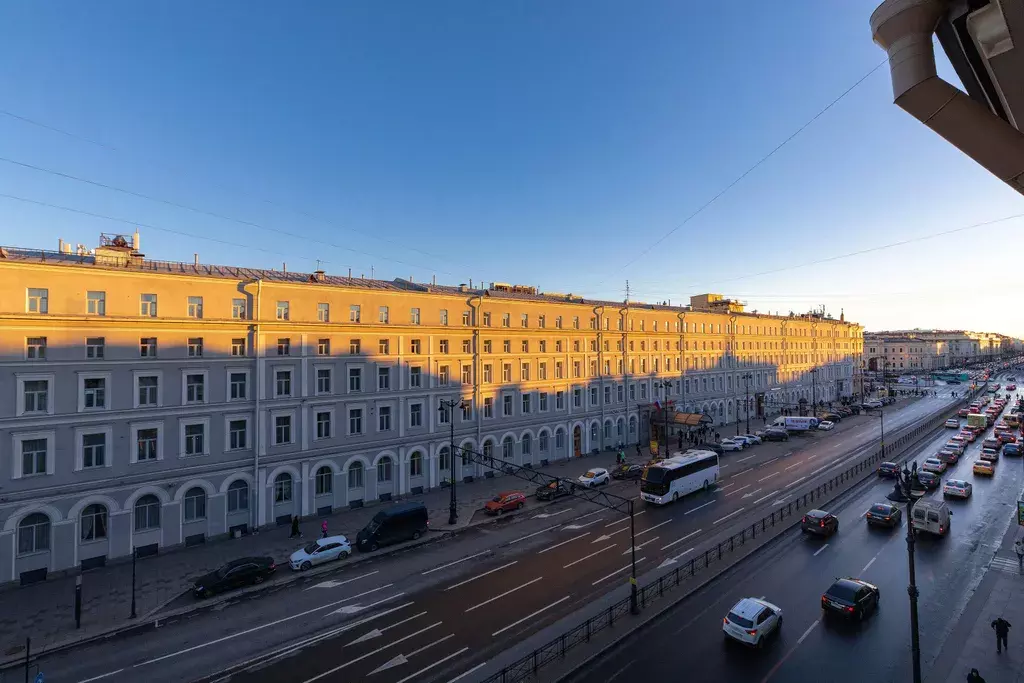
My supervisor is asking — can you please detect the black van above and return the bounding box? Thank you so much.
[356,502,429,552]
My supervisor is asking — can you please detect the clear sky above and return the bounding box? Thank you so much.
[1,2,1022,336]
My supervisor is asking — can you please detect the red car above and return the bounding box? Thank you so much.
[485,491,526,515]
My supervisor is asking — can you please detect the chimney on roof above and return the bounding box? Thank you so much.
[132,230,140,251]
[313,270,326,283]
[432,275,436,286]
[459,284,467,292]
[58,238,63,253]
[194,253,199,267]
[282,263,287,273]
[348,268,352,278]
[469,279,473,288]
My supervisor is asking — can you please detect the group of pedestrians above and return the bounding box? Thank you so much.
[289,515,331,540]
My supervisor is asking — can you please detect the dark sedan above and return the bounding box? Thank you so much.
[877,461,900,478]
[864,502,901,528]
[702,442,725,456]
[761,428,789,442]
[915,471,941,490]
[821,578,880,621]
[193,556,276,598]
[801,509,839,537]
[535,480,572,501]
[611,463,644,480]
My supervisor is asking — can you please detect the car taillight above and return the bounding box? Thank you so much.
[820,521,825,527]
[884,517,890,521]
[723,618,729,626]
[821,596,827,605]
[270,563,276,570]
[802,516,807,523]
[747,629,757,636]
[846,606,854,613]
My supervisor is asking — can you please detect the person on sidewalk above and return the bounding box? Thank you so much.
[289,515,302,539]
[967,668,985,682]
[321,519,329,539]
[1015,539,1024,571]
[991,617,1012,653]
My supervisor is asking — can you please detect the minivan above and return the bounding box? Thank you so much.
[356,502,429,552]
[910,499,952,537]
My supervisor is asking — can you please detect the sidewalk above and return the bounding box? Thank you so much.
[0,448,622,656]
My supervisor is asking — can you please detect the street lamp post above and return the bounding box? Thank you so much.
[130,547,137,619]
[810,367,819,415]
[655,381,670,456]
[887,461,925,683]
[743,372,752,435]
[439,399,465,526]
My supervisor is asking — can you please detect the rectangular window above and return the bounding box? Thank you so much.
[503,339,511,353]
[484,363,494,383]
[604,385,611,404]
[503,394,513,416]
[186,373,205,403]
[137,428,159,461]
[276,301,290,320]
[573,361,581,378]
[84,377,106,409]
[229,371,247,399]
[590,387,598,405]
[573,316,580,329]
[484,340,492,353]
[502,313,511,327]
[187,296,203,319]
[573,389,582,407]
[539,362,547,380]
[184,423,205,456]
[23,379,49,413]
[232,298,247,319]
[556,391,565,410]
[378,306,389,323]
[86,337,105,359]
[521,313,529,328]
[187,337,204,357]
[87,291,106,315]
[438,402,451,424]
[27,288,48,314]
[26,337,46,360]
[410,366,422,387]
[316,411,332,439]
[555,361,563,379]
[138,375,158,406]
[521,362,530,381]
[538,315,546,328]
[378,406,392,431]
[316,368,332,394]
[348,367,362,392]
[379,339,390,355]
[439,309,448,326]
[522,393,531,414]
[502,363,512,382]
[275,369,292,397]
[317,338,330,355]
[228,419,248,450]
[521,340,529,353]
[82,432,106,468]
[484,397,494,418]
[21,438,48,477]
[462,310,471,326]
[350,338,361,354]
[378,367,390,390]
[277,338,290,355]
[539,392,548,411]
[439,339,450,354]
[139,292,156,317]
[462,339,471,353]
[461,402,473,420]
[556,340,563,352]
[317,302,330,322]
[483,312,492,327]
[410,339,421,354]
[439,365,450,384]
[275,415,292,445]
[349,304,361,322]
[461,365,472,384]
[409,403,422,427]
[349,408,364,434]
[410,307,421,325]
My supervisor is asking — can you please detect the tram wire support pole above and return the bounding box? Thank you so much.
[439,399,465,526]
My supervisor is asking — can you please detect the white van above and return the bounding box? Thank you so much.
[910,499,952,536]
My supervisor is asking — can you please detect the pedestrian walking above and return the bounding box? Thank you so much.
[618,449,625,465]
[636,443,642,459]
[289,515,302,539]
[321,519,329,539]
[967,668,986,683]
[714,431,720,442]
[1015,539,1024,571]
[991,617,1011,653]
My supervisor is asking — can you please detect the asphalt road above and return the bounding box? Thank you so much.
[574,377,1022,683]
[23,389,962,683]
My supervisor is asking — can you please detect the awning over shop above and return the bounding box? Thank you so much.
[651,410,713,426]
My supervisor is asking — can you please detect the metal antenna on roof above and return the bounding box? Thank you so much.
[625,280,630,306]
[371,266,374,279]
[316,259,323,271]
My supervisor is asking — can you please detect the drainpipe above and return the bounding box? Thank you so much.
[253,279,263,532]
[870,0,1024,196]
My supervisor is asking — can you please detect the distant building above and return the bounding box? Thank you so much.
[863,329,1020,373]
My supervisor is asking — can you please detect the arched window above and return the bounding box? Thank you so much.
[521,434,531,456]
[18,512,50,554]
[273,473,293,503]
[377,456,393,482]
[81,503,108,541]
[347,461,364,489]
[603,421,612,439]
[539,432,549,453]
[227,480,249,512]
[502,436,514,460]
[629,417,637,435]
[617,420,624,437]
[183,487,207,522]
[438,446,451,472]
[315,466,333,496]
[483,440,494,461]
[409,451,423,477]
[590,423,598,444]
[555,428,565,449]
[134,494,161,531]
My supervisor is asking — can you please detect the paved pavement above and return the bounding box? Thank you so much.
[0,448,624,656]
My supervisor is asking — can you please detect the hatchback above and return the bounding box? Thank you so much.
[877,461,900,478]
[916,471,941,489]
[801,509,839,536]
[485,491,526,515]
[944,418,960,429]
[720,439,745,451]
[922,458,947,474]
[821,578,880,621]
[864,503,901,528]
[723,597,783,648]
[818,421,835,431]
[289,536,352,571]
[943,479,973,498]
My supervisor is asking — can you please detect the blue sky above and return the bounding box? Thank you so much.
[1,1,1022,335]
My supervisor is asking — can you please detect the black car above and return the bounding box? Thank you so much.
[821,578,880,620]
[762,428,789,442]
[193,556,276,598]
[818,412,842,422]
[915,471,941,490]
[611,463,644,480]
[702,442,725,456]
[864,502,902,528]
[877,461,900,478]
[801,509,839,537]
[535,480,572,501]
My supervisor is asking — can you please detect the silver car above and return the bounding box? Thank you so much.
[289,535,352,571]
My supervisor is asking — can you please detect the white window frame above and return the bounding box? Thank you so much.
[74,425,114,471]
[133,370,163,409]
[313,406,335,441]
[11,430,56,479]
[273,366,294,398]
[16,373,55,417]
[77,371,112,413]
[87,291,106,316]
[179,417,211,457]
[187,295,204,319]
[314,364,333,396]
[224,414,250,452]
[140,293,158,317]
[181,369,210,405]
[85,336,105,360]
[408,401,423,428]
[232,298,247,320]
[377,403,394,432]
[271,409,295,446]
[347,365,363,394]
[347,404,366,436]
[130,421,164,463]
[225,367,250,402]
[317,302,330,322]
[26,287,48,314]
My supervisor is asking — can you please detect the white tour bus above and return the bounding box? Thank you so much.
[640,450,720,505]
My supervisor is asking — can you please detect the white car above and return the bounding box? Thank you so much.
[289,535,352,571]
[818,421,835,431]
[723,597,783,647]
[739,434,763,445]
[945,440,966,456]
[863,400,884,409]
[921,457,947,474]
[577,468,610,487]
[943,479,973,498]
[720,438,745,451]
[944,418,960,429]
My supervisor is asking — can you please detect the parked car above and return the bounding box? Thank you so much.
[731,435,755,446]
[535,480,572,501]
[722,597,783,648]
[921,457,947,474]
[720,438,745,451]
[864,502,902,528]
[485,491,527,515]
[577,468,610,488]
[943,479,973,498]
[762,428,789,442]
[818,412,842,422]
[356,502,429,552]
[739,433,763,445]
[702,442,725,456]
[289,536,352,571]
[944,418,960,429]
[611,463,645,480]
[801,509,839,537]
[821,578,880,621]
[193,557,276,598]
[877,461,900,478]
[818,421,835,431]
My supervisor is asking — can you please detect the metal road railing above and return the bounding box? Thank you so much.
[481,395,973,683]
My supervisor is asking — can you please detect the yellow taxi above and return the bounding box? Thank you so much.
[973,459,995,476]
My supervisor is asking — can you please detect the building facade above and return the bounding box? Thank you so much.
[0,236,863,584]
[862,330,1020,374]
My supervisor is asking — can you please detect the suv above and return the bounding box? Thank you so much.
[801,509,839,537]
[821,578,880,620]
[535,480,572,501]
[762,428,789,442]
[485,491,526,515]
[722,597,783,647]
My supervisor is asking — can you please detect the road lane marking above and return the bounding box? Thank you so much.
[798,620,820,644]
[759,620,820,683]
[636,519,673,536]
[752,490,780,505]
[720,482,736,490]
[301,622,444,682]
[562,518,604,530]
[305,569,380,591]
[421,552,490,575]
[725,485,750,497]
[861,557,877,573]
[810,463,831,476]
[758,458,779,468]
[445,662,488,683]
[784,461,803,471]
[606,511,645,527]
[813,544,829,557]
[538,533,590,554]
[605,660,636,683]
[393,647,471,683]
[444,561,517,591]
[785,476,806,489]
[737,454,757,462]
[661,529,702,550]
[564,545,616,568]
[345,611,429,646]
[533,508,572,519]
[720,464,730,469]
[78,671,123,683]
[591,527,631,543]
[508,524,561,545]
[758,472,779,483]
[685,501,716,515]
[465,577,544,613]
[713,508,745,525]
[623,537,659,554]
[573,510,604,522]
[492,595,573,636]
[592,558,645,585]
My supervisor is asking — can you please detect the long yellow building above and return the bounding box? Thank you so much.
[0,233,862,584]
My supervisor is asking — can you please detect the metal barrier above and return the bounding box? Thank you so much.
[480,395,974,683]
